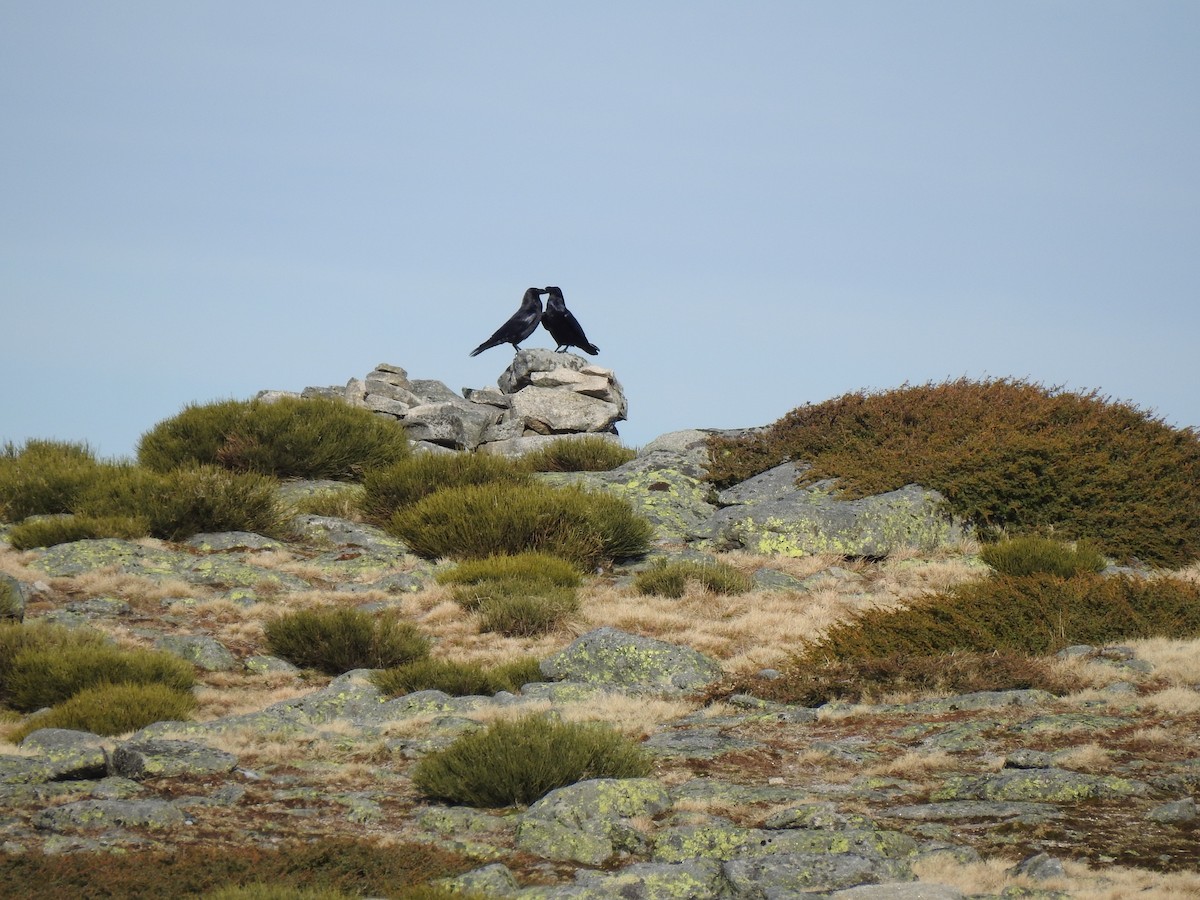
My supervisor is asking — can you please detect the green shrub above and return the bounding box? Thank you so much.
[6,514,150,549]
[372,656,542,698]
[0,440,101,521]
[390,481,652,568]
[706,378,1200,567]
[635,558,753,598]
[436,552,583,590]
[519,436,636,472]
[287,483,366,519]
[75,463,284,541]
[980,534,1107,578]
[138,396,410,480]
[477,589,580,637]
[805,572,1200,662]
[4,645,196,713]
[360,452,529,523]
[264,607,430,675]
[411,714,651,807]
[0,621,112,702]
[10,682,197,741]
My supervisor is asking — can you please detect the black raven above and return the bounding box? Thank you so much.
[541,286,599,355]
[469,287,547,356]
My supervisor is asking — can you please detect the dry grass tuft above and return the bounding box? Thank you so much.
[913,853,1200,899]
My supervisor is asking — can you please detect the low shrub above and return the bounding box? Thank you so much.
[0,837,472,900]
[411,714,651,807]
[980,534,1107,578]
[6,514,149,549]
[138,396,410,480]
[287,484,366,520]
[0,621,112,702]
[360,453,529,523]
[518,436,636,472]
[0,440,101,521]
[706,378,1200,567]
[436,552,583,590]
[9,682,197,742]
[805,572,1200,662]
[372,656,542,698]
[390,481,652,568]
[264,608,430,675]
[732,650,1081,707]
[477,589,580,637]
[4,645,196,713]
[75,463,285,541]
[635,558,753,598]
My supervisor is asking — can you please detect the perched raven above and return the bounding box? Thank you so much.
[469,287,547,356]
[541,286,599,355]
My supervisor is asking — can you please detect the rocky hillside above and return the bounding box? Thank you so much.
[2,403,1200,897]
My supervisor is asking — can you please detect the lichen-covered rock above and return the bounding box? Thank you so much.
[705,476,966,558]
[111,739,238,780]
[721,851,913,896]
[18,729,108,781]
[642,725,762,759]
[540,627,723,693]
[29,538,311,591]
[544,859,727,899]
[33,798,186,832]
[515,778,672,865]
[542,450,718,542]
[652,820,918,864]
[932,768,1150,803]
[154,634,237,671]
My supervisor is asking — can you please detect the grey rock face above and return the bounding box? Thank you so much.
[112,739,239,780]
[706,474,965,558]
[19,729,108,781]
[33,798,186,832]
[154,634,238,672]
[540,627,724,693]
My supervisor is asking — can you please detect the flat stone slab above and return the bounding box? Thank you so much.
[540,627,723,693]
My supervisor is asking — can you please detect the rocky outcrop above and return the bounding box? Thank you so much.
[544,432,969,556]
[263,351,626,454]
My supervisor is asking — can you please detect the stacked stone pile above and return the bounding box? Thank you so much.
[261,349,626,456]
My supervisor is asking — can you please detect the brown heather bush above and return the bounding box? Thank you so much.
[732,650,1081,707]
[706,378,1200,567]
[805,572,1200,662]
[0,837,472,900]
[138,396,410,480]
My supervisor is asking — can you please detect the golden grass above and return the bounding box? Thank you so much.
[913,853,1200,899]
[865,749,958,780]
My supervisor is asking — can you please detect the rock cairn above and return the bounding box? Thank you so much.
[259,349,627,457]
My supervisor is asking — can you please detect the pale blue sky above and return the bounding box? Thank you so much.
[3,2,1198,459]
